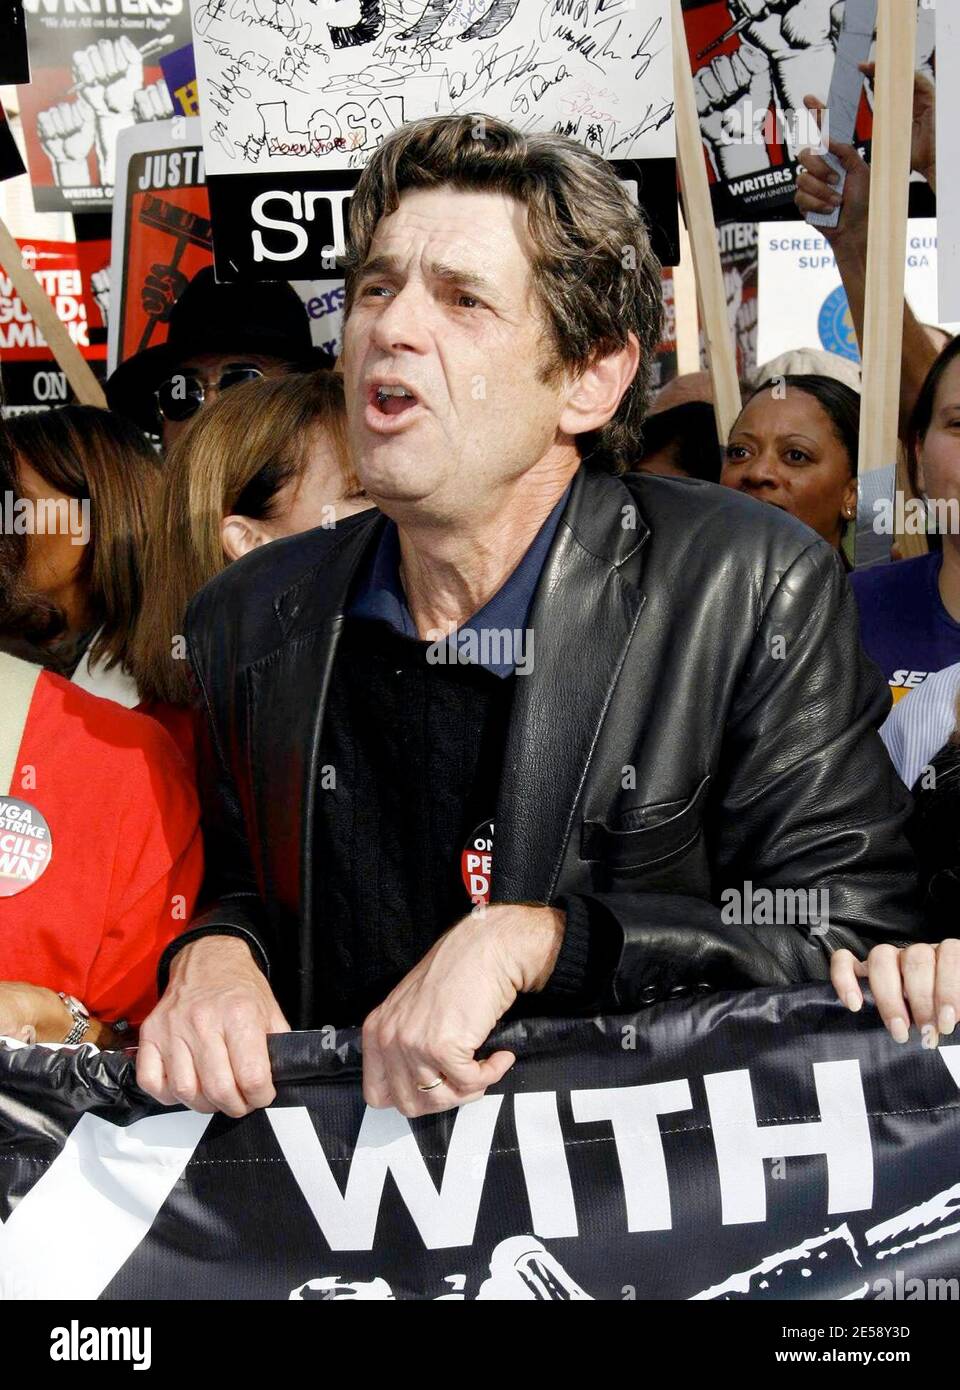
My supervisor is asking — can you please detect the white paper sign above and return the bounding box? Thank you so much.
[757,219,959,368]
[189,0,676,177]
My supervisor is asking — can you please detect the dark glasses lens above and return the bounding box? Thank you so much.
[156,375,204,423]
[154,366,265,423]
[218,366,265,391]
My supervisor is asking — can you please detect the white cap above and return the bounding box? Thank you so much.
[752,348,862,394]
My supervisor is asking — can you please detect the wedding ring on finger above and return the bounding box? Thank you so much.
[416,1074,446,1093]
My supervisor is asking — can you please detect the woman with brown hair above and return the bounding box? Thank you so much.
[1,405,160,706]
[130,370,371,752]
[0,423,202,1047]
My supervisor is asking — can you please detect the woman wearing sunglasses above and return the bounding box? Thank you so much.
[105,266,335,450]
[129,370,373,764]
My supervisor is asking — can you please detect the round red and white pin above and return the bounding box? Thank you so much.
[461,820,494,906]
[0,798,53,897]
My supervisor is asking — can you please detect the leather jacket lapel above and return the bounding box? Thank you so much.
[493,468,649,903]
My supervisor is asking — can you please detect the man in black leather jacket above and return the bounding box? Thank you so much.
[137,114,937,1120]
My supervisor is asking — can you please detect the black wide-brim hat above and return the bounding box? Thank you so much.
[106,265,336,433]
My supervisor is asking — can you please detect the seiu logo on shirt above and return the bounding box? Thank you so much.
[889,669,931,703]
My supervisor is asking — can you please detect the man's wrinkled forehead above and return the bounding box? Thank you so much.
[359,188,539,305]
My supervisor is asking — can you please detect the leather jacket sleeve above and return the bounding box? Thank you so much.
[157,637,273,996]
[568,540,928,1010]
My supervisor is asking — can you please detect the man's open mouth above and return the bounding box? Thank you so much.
[370,383,420,416]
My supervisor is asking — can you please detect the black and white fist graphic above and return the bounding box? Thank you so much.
[73,36,144,185]
[133,80,175,124]
[694,46,774,179]
[37,100,95,189]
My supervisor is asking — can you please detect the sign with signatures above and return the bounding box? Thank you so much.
[189,0,679,281]
[190,0,676,175]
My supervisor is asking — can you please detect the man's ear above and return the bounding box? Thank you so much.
[221,514,273,562]
[557,332,641,439]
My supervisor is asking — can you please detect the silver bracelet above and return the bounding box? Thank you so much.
[57,993,90,1046]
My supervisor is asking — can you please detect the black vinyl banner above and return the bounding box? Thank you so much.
[2,983,960,1301]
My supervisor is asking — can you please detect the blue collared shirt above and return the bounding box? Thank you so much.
[349,486,571,677]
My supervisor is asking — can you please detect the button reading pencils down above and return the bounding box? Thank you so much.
[0,798,53,897]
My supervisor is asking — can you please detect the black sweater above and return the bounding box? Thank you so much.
[311,616,613,1026]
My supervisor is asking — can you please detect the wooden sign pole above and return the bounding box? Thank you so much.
[673,205,701,376]
[670,0,740,441]
[0,218,107,409]
[858,0,916,489]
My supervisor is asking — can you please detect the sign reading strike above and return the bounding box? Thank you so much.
[0,799,52,897]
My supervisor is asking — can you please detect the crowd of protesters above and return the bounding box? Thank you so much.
[0,78,958,1119]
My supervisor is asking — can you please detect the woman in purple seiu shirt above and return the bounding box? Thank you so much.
[850,337,960,705]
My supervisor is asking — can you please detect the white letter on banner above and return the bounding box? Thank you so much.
[0,1111,211,1300]
[938,1045,960,1090]
[704,1060,873,1225]
[514,1092,578,1238]
[570,1082,693,1232]
[268,1098,502,1250]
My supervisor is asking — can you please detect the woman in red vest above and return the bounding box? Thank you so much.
[0,436,203,1046]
